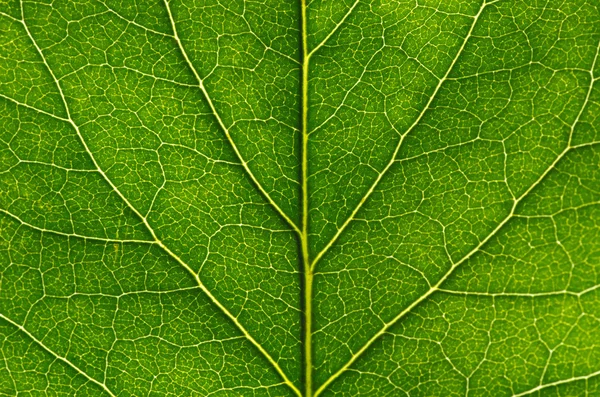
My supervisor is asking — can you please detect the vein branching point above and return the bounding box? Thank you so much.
[0,0,599,396]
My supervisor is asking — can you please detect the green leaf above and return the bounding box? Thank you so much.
[1,0,599,396]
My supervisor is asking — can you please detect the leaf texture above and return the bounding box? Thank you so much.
[0,0,599,396]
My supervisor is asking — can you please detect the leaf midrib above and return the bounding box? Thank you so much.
[3,1,600,396]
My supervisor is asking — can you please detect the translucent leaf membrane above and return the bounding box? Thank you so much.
[0,0,599,396]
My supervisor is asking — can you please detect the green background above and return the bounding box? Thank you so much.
[0,0,599,395]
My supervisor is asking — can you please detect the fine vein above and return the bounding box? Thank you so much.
[0,313,118,397]
[511,369,600,397]
[314,30,599,397]
[0,209,156,244]
[17,3,301,396]
[162,0,301,236]
[310,0,494,273]
[308,0,361,58]
[162,0,302,395]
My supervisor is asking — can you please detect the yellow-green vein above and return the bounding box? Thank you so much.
[309,0,495,273]
[162,0,301,236]
[313,31,600,397]
[0,313,117,397]
[300,1,312,396]
[161,0,303,395]
[17,3,302,396]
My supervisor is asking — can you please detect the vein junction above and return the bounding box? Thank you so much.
[0,0,599,396]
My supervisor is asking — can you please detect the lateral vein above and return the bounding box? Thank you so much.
[308,0,361,58]
[161,1,302,395]
[162,0,301,236]
[0,313,117,397]
[313,32,600,397]
[310,0,490,273]
[511,369,600,397]
[0,209,156,244]
[18,3,301,396]
[0,92,70,123]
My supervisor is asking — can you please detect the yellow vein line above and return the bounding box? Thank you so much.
[161,1,302,395]
[302,1,364,394]
[12,159,96,172]
[152,235,303,397]
[437,289,580,298]
[308,0,360,58]
[312,130,571,397]
[94,0,176,38]
[0,209,156,244]
[313,33,600,397]
[511,369,600,397]
[0,92,70,123]
[18,4,301,396]
[300,2,313,396]
[0,10,20,22]
[0,313,117,397]
[162,0,301,236]
[571,141,600,150]
[310,0,491,273]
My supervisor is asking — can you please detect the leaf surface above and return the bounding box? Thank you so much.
[0,0,599,396]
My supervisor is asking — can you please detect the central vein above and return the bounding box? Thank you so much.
[300,0,312,396]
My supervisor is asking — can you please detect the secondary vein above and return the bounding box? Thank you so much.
[162,0,301,236]
[0,209,156,244]
[313,27,600,397]
[18,2,301,396]
[0,313,118,397]
[161,1,302,395]
[308,0,360,58]
[310,0,492,274]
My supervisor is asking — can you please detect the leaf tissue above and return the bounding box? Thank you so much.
[1,0,599,396]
